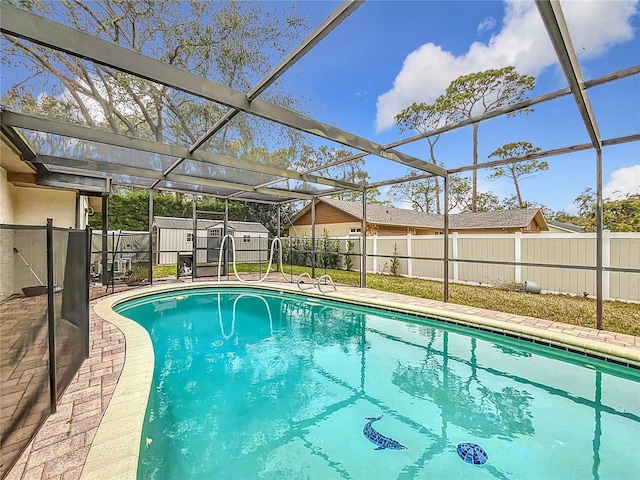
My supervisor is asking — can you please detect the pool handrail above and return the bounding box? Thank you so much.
[296,272,337,293]
[316,274,337,293]
[296,272,314,291]
[217,234,288,283]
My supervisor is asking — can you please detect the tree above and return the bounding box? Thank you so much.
[573,188,640,232]
[295,145,370,202]
[2,0,308,150]
[389,170,509,214]
[486,142,547,208]
[388,170,440,213]
[395,101,455,214]
[440,67,535,211]
[475,191,504,212]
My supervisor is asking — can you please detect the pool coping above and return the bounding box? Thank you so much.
[80,281,640,479]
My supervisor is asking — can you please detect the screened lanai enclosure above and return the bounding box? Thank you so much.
[1,1,639,476]
[1,0,639,327]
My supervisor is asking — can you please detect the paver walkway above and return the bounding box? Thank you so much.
[5,302,125,480]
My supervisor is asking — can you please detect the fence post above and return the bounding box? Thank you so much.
[101,196,108,285]
[406,233,412,277]
[372,235,378,274]
[148,191,153,285]
[148,231,153,286]
[452,232,459,282]
[514,231,522,283]
[85,226,91,359]
[602,230,611,300]
[46,218,57,413]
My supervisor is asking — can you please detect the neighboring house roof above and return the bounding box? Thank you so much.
[320,198,442,228]
[547,220,583,233]
[153,216,268,233]
[449,209,547,230]
[293,198,548,231]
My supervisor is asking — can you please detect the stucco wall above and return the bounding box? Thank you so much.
[0,168,16,225]
[12,186,77,228]
[1,169,78,298]
[0,169,16,299]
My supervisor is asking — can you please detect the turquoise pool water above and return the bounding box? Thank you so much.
[115,288,640,480]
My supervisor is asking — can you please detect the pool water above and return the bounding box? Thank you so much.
[115,288,640,480]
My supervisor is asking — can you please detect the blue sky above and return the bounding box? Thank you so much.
[285,0,640,213]
[2,0,638,214]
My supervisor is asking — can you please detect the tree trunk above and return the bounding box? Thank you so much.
[472,122,479,212]
[514,179,523,208]
[429,139,441,214]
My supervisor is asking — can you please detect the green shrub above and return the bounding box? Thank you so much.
[390,243,400,276]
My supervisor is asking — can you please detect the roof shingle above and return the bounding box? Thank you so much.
[318,198,546,230]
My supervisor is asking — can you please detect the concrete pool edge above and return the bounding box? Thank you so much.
[80,294,155,480]
[320,290,640,368]
[83,281,640,479]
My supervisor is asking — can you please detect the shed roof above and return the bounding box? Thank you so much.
[153,216,268,233]
[226,221,269,234]
[548,220,583,233]
[154,216,219,230]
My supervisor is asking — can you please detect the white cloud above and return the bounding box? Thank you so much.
[375,0,639,131]
[603,165,640,199]
[477,16,496,34]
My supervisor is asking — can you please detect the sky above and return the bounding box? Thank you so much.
[1,0,639,214]
[283,0,640,213]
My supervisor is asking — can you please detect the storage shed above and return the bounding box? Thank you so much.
[153,216,269,265]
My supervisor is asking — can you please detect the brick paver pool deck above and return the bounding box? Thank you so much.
[5,279,640,479]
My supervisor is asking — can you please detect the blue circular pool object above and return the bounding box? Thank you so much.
[457,443,488,465]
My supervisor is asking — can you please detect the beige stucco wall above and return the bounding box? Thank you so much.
[0,168,16,225]
[12,186,77,228]
[0,169,16,299]
[1,168,79,298]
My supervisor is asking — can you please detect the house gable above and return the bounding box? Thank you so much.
[293,201,361,226]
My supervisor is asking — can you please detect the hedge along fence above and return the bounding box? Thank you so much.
[360,231,640,302]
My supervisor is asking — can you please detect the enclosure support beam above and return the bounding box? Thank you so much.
[155,1,364,185]
[188,0,363,150]
[192,200,197,280]
[2,111,361,194]
[361,193,367,289]
[535,0,601,149]
[277,205,281,238]
[311,198,316,279]
[148,191,154,286]
[101,196,108,286]
[596,150,603,329]
[84,226,91,359]
[30,153,316,201]
[443,176,449,303]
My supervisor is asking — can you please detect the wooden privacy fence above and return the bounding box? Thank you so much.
[358,232,639,302]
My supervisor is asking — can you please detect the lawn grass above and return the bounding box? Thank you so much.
[154,263,640,337]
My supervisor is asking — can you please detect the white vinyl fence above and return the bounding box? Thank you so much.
[355,232,639,302]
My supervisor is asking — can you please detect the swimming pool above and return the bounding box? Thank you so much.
[114,287,640,479]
